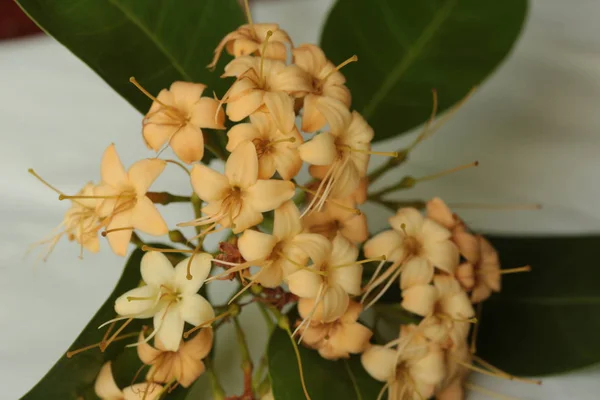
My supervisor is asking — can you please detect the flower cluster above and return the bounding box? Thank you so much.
[31,3,534,399]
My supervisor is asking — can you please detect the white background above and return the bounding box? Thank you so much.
[1,0,599,398]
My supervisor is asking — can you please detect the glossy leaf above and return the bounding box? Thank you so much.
[15,0,244,113]
[268,327,382,400]
[21,246,183,399]
[477,235,600,376]
[320,0,528,140]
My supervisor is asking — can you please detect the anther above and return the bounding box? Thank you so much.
[102,226,134,237]
[321,55,358,84]
[500,265,532,274]
[28,168,64,195]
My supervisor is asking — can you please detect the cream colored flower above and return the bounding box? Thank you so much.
[296,299,371,360]
[221,56,311,134]
[208,23,292,70]
[94,144,168,256]
[436,344,471,400]
[292,44,352,132]
[455,235,501,303]
[181,141,295,234]
[431,275,475,343]
[286,233,361,323]
[141,81,225,164]
[302,198,368,245]
[113,251,214,351]
[233,200,331,288]
[226,112,303,180]
[299,111,374,212]
[95,361,163,400]
[361,325,446,400]
[137,328,213,387]
[362,208,459,306]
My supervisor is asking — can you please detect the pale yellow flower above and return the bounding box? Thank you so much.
[286,233,362,323]
[221,56,311,134]
[361,325,446,400]
[95,361,163,400]
[292,44,352,132]
[112,252,214,351]
[302,197,368,245]
[141,81,225,164]
[94,144,168,256]
[232,200,331,288]
[299,111,375,212]
[431,275,475,343]
[296,300,372,360]
[137,328,213,388]
[226,112,303,180]
[208,23,292,70]
[181,141,295,234]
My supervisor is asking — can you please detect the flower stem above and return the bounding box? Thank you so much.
[168,229,196,250]
[205,356,226,400]
[368,176,417,199]
[130,232,145,248]
[146,191,191,205]
[233,317,254,399]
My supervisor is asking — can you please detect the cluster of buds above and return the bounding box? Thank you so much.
[30,2,535,399]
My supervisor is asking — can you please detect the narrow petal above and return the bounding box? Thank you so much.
[128,158,166,197]
[401,284,438,317]
[154,304,184,351]
[101,144,128,188]
[190,164,229,202]
[141,251,175,287]
[132,197,168,236]
[273,200,302,239]
[263,91,295,134]
[136,331,162,365]
[245,179,295,212]
[286,268,323,298]
[174,253,213,294]
[298,132,336,165]
[180,294,215,326]
[106,210,133,256]
[361,345,397,382]
[95,362,123,399]
[170,124,204,164]
[400,257,434,289]
[190,97,225,129]
[114,285,159,316]
[225,141,258,188]
[363,229,405,262]
[238,229,277,261]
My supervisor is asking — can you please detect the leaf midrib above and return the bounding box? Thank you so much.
[492,296,600,306]
[362,0,458,119]
[107,0,193,81]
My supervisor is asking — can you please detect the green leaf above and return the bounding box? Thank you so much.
[320,0,528,140]
[21,246,184,399]
[477,235,600,376]
[15,0,244,114]
[267,327,382,400]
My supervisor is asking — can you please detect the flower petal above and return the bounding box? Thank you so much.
[329,233,359,266]
[426,197,455,229]
[122,383,163,400]
[421,219,452,242]
[400,257,434,289]
[273,200,302,239]
[141,251,175,287]
[317,97,352,135]
[286,268,322,298]
[226,123,259,152]
[106,210,133,256]
[182,327,214,361]
[245,179,295,212]
[225,141,258,188]
[363,229,405,262]
[143,122,174,152]
[287,233,329,268]
[423,240,459,274]
[101,144,128,188]
[238,229,277,262]
[361,345,397,382]
[180,294,215,326]
[136,331,161,365]
[128,158,166,197]
[298,132,336,165]
[169,81,206,109]
[388,208,424,236]
[190,164,229,202]
[271,142,302,180]
[232,201,264,233]
[174,253,213,294]
[318,284,349,322]
[169,123,204,164]
[190,97,225,129]
[401,284,438,317]
[454,231,480,263]
[301,94,327,133]
[411,347,446,385]
[95,362,123,399]
[263,91,295,134]
[329,321,372,354]
[257,153,277,179]
[132,196,168,236]
[114,285,159,316]
[154,303,184,351]
[255,263,285,288]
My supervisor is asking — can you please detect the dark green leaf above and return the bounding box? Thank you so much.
[21,245,184,399]
[16,0,243,113]
[268,327,382,400]
[320,0,528,140]
[477,235,600,376]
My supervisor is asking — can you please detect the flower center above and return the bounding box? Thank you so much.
[403,236,422,257]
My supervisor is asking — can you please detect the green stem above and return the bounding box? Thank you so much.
[368,197,426,212]
[205,357,226,400]
[130,232,145,248]
[146,191,191,205]
[233,316,254,398]
[168,229,195,250]
[191,193,204,246]
[368,176,417,199]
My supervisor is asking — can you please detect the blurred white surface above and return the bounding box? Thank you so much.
[1,0,599,398]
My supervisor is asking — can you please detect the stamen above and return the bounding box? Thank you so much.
[28,169,64,196]
[470,301,483,354]
[438,314,478,324]
[141,245,195,254]
[243,0,253,26]
[259,31,274,84]
[165,159,191,176]
[363,265,403,310]
[321,55,358,83]
[285,326,312,400]
[127,296,155,302]
[472,355,542,385]
[453,358,541,385]
[129,77,172,110]
[342,145,399,158]
[297,185,362,215]
[448,202,542,210]
[59,194,133,201]
[101,317,133,351]
[500,265,532,274]
[416,161,479,182]
[332,255,386,269]
[183,311,230,338]
[376,381,390,400]
[102,226,134,237]
[270,136,297,145]
[465,383,521,400]
[66,331,139,358]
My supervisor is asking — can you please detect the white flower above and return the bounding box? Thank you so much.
[113,251,214,351]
